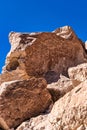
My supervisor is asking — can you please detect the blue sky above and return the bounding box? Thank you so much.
[0,0,87,72]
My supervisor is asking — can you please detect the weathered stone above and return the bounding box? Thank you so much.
[47,75,74,101]
[68,63,87,83]
[0,77,52,129]
[0,69,30,85]
[77,125,87,130]
[17,80,87,130]
[2,26,87,84]
[17,114,49,130]
[53,25,77,40]
[0,25,87,130]
[49,81,87,130]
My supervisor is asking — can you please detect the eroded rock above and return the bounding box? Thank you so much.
[17,80,87,130]
[68,63,87,83]
[0,69,29,85]
[0,26,87,130]
[2,26,87,84]
[47,75,73,101]
[0,77,52,129]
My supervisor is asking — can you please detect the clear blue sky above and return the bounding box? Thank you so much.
[0,0,87,72]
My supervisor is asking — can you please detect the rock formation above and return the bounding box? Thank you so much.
[1,26,87,83]
[0,25,87,130]
[17,80,87,130]
[47,75,74,102]
[0,78,52,130]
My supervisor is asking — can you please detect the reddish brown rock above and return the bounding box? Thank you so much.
[2,26,87,84]
[0,69,30,85]
[0,77,52,130]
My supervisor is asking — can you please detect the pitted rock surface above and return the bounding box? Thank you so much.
[0,26,87,130]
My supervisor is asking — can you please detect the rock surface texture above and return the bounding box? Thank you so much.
[2,26,87,83]
[68,63,87,82]
[0,78,52,130]
[17,80,87,130]
[0,25,87,130]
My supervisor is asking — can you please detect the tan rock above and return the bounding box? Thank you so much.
[77,125,87,130]
[47,75,74,101]
[17,115,49,130]
[49,80,87,130]
[53,25,77,40]
[68,63,87,83]
[0,77,52,130]
[17,80,87,130]
[85,41,87,50]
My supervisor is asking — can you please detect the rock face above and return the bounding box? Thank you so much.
[68,63,87,83]
[17,80,87,130]
[47,75,74,101]
[2,26,87,83]
[0,25,87,130]
[0,78,52,129]
[49,80,87,130]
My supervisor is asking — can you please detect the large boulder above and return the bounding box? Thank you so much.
[2,26,87,83]
[48,80,87,130]
[17,80,87,130]
[0,77,52,130]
